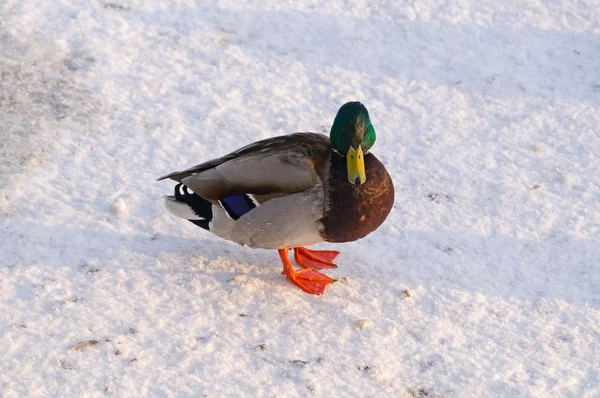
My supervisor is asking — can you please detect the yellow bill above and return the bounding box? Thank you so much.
[347,146,366,185]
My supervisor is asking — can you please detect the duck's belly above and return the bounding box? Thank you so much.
[320,153,394,243]
[212,184,327,250]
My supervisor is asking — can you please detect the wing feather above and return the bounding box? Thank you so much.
[157,133,331,201]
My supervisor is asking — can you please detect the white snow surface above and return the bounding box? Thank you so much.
[1,0,599,396]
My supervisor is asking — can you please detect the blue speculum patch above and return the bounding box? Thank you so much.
[219,194,257,220]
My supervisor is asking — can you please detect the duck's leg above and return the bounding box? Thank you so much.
[293,247,340,269]
[278,249,334,295]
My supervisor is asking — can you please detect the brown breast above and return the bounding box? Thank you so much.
[320,152,395,243]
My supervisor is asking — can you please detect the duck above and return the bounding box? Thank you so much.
[158,101,394,295]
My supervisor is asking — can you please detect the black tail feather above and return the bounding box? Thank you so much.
[190,219,211,230]
[174,183,213,231]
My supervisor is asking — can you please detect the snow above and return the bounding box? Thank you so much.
[1,0,599,396]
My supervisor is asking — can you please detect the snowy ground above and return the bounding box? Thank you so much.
[1,0,599,396]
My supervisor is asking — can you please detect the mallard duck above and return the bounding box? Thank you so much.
[158,102,394,295]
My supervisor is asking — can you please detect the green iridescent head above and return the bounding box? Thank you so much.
[329,102,376,185]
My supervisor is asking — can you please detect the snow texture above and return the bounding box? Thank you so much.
[1,0,599,397]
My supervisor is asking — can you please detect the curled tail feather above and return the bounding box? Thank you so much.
[163,183,213,230]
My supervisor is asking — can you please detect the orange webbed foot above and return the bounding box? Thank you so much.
[293,247,340,269]
[278,249,335,295]
[287,268,334,295]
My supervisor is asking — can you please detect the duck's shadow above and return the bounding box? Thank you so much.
[5,217,279,287]
[7,217,599,309]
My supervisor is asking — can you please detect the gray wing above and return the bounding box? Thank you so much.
[157,133,331,200]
